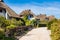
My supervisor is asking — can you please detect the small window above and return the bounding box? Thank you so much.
[0,10,2,12]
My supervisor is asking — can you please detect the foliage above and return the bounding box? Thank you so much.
[25,20,31,26]
[40,20,48,24]
[15,20,24,26]
[0,28,15,40]
[30,19,40,28]
[0,28,5,39]
[46,18,60,40]
[6,25,16,29]
[4,20,11,27]
[0,16,6,27]
[11,18,24,26]
[23,15,28,21]
[22,14,41,27]
[31,19,36,27]
[23,15,31,26]
[10,18,17,25]
[51,20,60,40]
[47,19,57,29]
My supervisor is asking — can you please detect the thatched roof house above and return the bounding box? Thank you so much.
[0,0,20,19]
[19,9,35,16]
[36,14,55,21]
[48,15,55,21]
[19,9,36,20]
[36,14,47,21]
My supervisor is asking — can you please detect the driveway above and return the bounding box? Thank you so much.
[19,27,51,40]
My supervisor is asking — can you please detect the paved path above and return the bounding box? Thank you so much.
[19,27,51,40]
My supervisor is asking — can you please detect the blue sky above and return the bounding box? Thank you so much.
[4,0,60,18]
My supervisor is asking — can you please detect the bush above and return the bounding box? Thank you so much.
[6,25,16,29]
[51,20,60,40]
[15,20,24,26]
[4,20,11,27]
[31,19,40,28]
[0,16,6,27]
[10,18,24,26]
[47,19,57,30]
[0,28,5,39]
[25,20,31,26]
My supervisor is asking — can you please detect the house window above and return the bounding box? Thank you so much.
[0,10,2,12]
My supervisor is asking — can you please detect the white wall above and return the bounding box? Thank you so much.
[0,9,10,19]
[0,10,6,17]
[28,15,34,20]
[6,12,10,19]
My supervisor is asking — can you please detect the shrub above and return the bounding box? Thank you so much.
[51,20,60,40]
[10,18,24,26]
[10,18,17,25]
[4,20,11,27]
[0,28,5,39]
[15,20,24,26]
[6,25,16,29]
[25,20,31,26]
[0,16,6,27]
[47,19,57,30]
[30,19,38,28]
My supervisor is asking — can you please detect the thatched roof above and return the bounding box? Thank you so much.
[0,1,20,18]
[0,0,4,2]
[36,14,46,19]
[19,9,36,17]
[48,15,55,21]
[0,7,5,10]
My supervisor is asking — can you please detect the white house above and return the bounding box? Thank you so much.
[19,10,35,20]
[0,7,6,17]
[0,0,20,19]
